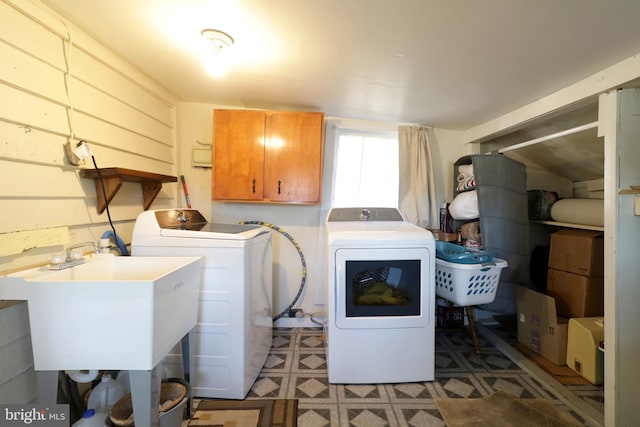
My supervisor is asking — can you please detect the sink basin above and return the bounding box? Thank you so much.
[0,254,202,371]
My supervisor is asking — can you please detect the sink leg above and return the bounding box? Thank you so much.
[129,365,162,427]
[181,328,195,419]
[36,371,59,404]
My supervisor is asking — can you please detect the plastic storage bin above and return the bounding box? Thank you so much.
[435,257,508,306]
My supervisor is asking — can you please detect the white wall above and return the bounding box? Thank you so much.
[0,0,178,401]
[430,127,470,206]
[177,103,466,327]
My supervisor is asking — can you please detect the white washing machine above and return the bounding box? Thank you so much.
[325,207,435,383]
[131,209,272,399]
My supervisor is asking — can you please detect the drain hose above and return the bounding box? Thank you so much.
[100,230,129,256]
[240,221,306,321]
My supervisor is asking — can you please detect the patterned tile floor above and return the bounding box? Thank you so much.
[240,326,604,427]
[482,322,605,421]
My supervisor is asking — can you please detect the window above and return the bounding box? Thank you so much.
[333,131,399,208]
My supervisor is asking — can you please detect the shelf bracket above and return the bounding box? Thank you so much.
[80,168,177,214]
[95,176,124,214]
[141,181,163,211]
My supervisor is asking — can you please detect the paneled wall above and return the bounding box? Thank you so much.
[0,302,34,403]
[0,0,179,272]
[0,0,178,402]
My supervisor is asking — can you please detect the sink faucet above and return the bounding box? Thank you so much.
[49,241,99,270]
[65,241,99,259]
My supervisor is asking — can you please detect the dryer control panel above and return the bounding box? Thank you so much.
[327,207,404,222]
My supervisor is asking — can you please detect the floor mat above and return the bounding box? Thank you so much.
[187,399,297,427]
[435,390,582,427]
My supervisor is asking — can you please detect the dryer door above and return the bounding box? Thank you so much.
[334,247,432,329]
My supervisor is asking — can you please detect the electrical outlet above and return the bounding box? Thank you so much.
[288,308,304,318]
[64,141,84,166]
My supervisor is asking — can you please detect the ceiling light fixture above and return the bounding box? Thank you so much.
[201,29,234,78]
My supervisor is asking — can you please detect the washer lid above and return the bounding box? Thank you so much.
[159,223,268,240]
[153,209,267,240]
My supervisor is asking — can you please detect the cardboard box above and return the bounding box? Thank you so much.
[516,286,569,365]
[548,229,604,277]
[547,268,604,317]
[566,317,604,384]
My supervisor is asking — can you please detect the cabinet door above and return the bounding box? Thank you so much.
[212,109,266,201]
[263,112,324,203]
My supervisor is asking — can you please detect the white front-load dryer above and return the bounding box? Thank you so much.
[325,207,435,384]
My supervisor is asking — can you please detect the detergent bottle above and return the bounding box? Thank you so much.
[71,409,108,427]
[87,374,125,415]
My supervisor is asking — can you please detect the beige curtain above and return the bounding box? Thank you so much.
[398,125,437,228]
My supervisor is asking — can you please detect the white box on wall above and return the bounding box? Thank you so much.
[192,148,212,168]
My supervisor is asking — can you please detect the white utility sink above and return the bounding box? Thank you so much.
[0,254,202,371]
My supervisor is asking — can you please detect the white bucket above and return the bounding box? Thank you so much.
[159,397,187,427]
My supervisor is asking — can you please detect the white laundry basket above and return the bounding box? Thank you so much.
[435,257,508,306]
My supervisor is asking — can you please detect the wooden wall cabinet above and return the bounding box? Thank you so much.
[212,109,324,203]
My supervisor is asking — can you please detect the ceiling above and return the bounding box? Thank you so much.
[478,103,604,181]
[41,0,640,130]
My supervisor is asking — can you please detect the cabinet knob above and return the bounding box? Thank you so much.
[252,179,256,193]
[278,180,282,195]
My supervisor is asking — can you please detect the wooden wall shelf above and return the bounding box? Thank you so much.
[79,167,177,213]
[531,220,604,232]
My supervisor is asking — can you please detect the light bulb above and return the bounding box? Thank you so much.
[204,56,230,78]
[201,29,234,78]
